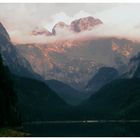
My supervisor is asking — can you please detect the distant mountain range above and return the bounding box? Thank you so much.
[15,19,140,90]
[16,37,140,89]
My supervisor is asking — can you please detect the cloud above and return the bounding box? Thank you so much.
[44,10,92,31]
[1,4,140,44]
[11,23,140,44]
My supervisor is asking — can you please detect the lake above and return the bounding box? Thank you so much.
[22,120,140,137]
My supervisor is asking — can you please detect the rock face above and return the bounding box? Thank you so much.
[32,27,52,36]
[131,53,140,78]
[16,38,137,90]
[86,67,119,92]
[124,52,140,78]
[52,22,70,35]
[0,22,41,79]
[31,16,103,37]
[70,16,103,32]
[16,43,99,90]
[51,16,103,35]
[0,22,10,41]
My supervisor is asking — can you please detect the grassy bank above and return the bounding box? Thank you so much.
[0,128,30,137]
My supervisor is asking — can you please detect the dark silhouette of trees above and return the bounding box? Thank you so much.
[0,54,20,127]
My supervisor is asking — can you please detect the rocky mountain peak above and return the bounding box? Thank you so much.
[32,27,52,36]
[52,22,69,35]
[0,22,10,41]
[70,16,103,32]
[51,16,103,35]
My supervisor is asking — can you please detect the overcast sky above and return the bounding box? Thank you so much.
[0,3,140,43]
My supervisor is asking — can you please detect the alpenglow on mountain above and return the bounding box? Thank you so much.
[14,16,140,90]
[51,16,103,35]
[0,17,139,91]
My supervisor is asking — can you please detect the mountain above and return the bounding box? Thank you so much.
[70,16,103,32]
[13,76,68,122]
[32,27,52,36]
[0,22,41,80]
[16,37,137,90]
[51,16,102,35]
[46,80,86,105]
[15,43,99,90]
[0,18,139,91]
[80,53,140,120]
[52,22,70,35]
[82,78,140,120]
[124,52,140,78]
[0,54,20,126]
[0,22,75,122]
[0,22,10,40]
[132,53,140,78]
[86,67,119,92]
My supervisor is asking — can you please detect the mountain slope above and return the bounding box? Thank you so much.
[70,16,102,32]
[124,52,140,78]
[17,17,136,90]
[13,76,69,122]
[86,67,119,92]
[82,78,140,120]
[120,51,140,80]
[46,80,85,105]
[0,22,41,80]
[0,54,20,126]
[16,38,135,90]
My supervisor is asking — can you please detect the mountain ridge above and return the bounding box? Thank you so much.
[0,22,42,80]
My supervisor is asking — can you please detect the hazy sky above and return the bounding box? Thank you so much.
[0,3,140,43]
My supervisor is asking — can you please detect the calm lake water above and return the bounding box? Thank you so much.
[22,120,140,137]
